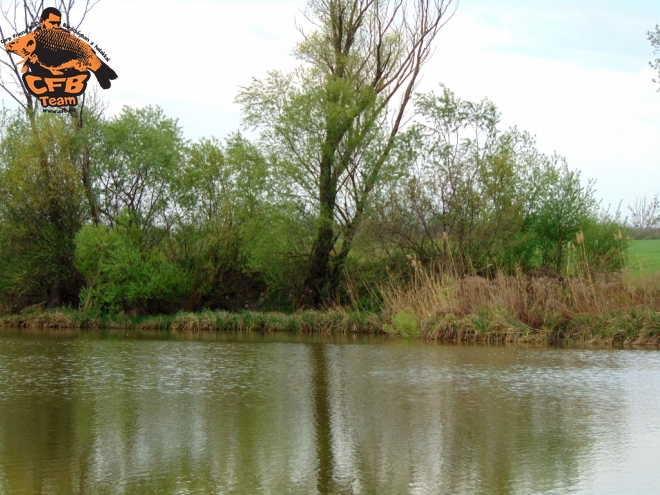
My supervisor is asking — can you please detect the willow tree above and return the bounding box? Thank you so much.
[239,0,455,307]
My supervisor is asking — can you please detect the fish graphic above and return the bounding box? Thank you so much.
[5,28,117,89]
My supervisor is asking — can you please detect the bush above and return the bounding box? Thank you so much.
[75,225,190,313]
[384,310,419,337]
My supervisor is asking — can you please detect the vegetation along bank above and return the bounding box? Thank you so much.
[2,0,659,346]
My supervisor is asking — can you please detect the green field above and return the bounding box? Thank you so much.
[629,239,660,275]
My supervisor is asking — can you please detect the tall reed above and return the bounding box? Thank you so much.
[380,255,660,344]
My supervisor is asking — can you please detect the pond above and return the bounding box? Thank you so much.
[0,329,658,494]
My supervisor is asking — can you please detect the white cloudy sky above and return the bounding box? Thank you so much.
[2,0,660,211]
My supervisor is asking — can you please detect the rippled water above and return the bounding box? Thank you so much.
[0,329,659,494]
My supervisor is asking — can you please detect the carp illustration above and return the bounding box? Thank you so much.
[4,27,117,89]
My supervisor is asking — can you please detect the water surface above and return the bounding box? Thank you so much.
[0,329,658,494]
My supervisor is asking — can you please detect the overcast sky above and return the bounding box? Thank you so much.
[2,0,660,212]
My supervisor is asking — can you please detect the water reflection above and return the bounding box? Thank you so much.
[0,331,657,494]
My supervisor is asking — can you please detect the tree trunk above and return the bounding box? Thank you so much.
[556,233,564,275]
[300,144,339,308]
[72,106,100,225]
[81,142,100,225]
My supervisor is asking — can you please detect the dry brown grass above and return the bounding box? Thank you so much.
[381,263,660,345]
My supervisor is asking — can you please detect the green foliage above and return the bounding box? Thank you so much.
[93,105,184,242]
[367,85,610,276]
[579,211,628,273]
[237,0,452,307]
[384,310,419,337]
[0,92,631,315]
[240,204,313,310]
[75,225,189,313]
[166,133,276,310]
[368,86,498,269]
[0,110,86,309]
[530,158,598,273]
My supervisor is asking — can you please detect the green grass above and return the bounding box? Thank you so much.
[630,239,660,275]
[0,308,383,335]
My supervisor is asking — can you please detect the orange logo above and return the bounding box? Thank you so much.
[3,7,117,109]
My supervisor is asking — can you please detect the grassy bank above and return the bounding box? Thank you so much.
[3,269,660,346]
[0,308,382,335]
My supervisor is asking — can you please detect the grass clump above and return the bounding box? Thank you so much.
[384,310,419,337]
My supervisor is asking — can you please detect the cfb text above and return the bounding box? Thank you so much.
[23,74,89,106]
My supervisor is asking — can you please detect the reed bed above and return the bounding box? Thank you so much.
[380,263,660,345]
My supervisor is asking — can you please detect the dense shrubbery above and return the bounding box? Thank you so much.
[0,89,627,314]
[75,224,190,313]
[0,109,86,309]
[366,86,620,277]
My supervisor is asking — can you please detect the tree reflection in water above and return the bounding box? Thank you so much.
[0,332,651,494]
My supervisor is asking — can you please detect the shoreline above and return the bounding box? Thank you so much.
[2,307,659,347]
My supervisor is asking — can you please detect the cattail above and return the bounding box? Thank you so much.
[576,231,584,245]
[443,231,449,240]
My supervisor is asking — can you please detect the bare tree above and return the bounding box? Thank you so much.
[628,195,660,229]
[240,0,456,307]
